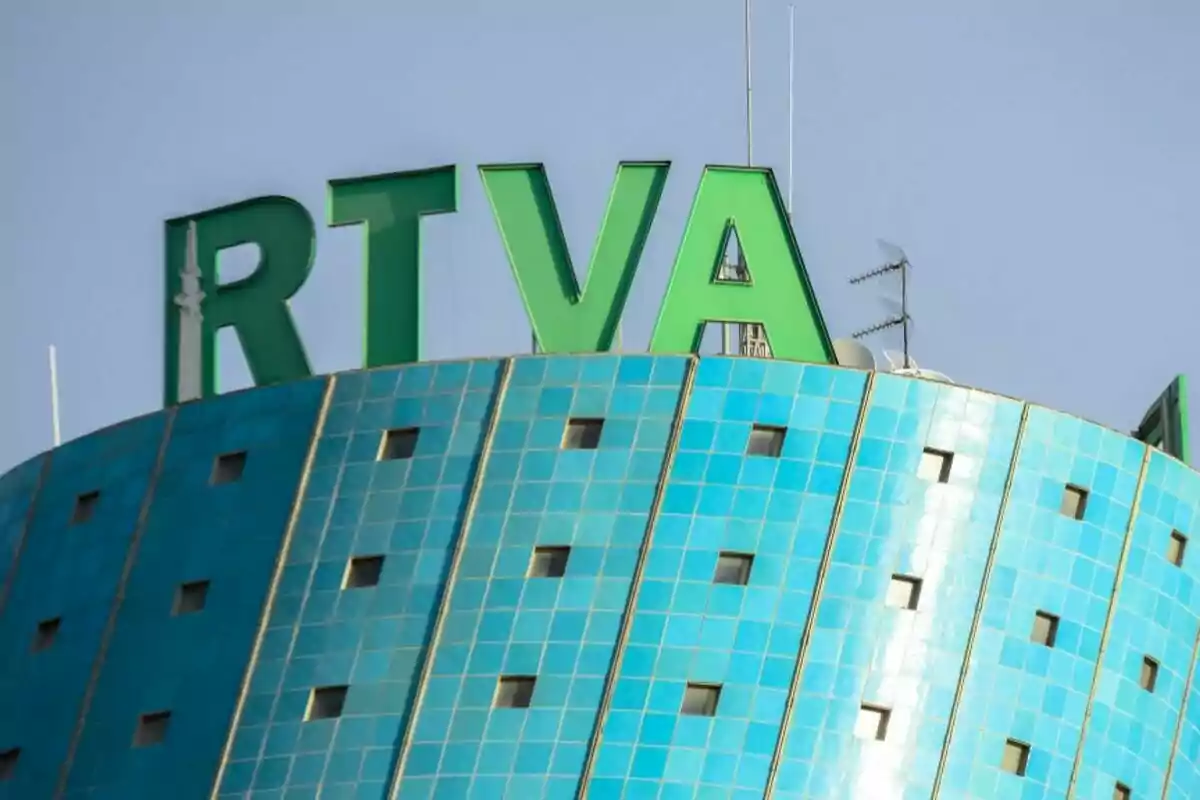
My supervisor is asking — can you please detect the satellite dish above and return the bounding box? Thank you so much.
[914,369,953,384]
[882,349,917,372]
[832,338,876,370]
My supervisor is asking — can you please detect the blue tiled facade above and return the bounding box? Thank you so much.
[1,354,1199,800]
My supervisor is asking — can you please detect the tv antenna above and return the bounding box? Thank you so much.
[719,0,789,360]
[48,345,61,447]
[848,239,913,368]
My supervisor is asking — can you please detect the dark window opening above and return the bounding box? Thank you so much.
[72,490,100,525]
[563,418,604,450]
[886,575,923,611]
[211,451,247,485]
[1168,530,1187,567]
[0,748,19,781]
[1001,739,1030,776]
[32,617,61,652]
[746,425,786,458]
[918,448,954,483]
[529,547,570,578]
[856,704,892,741]
[380,428,420,461]
[307,686,349,720]
[1140,656,1159,693]
[134,711,171,747]
[173,580,210,615]
[1032,611,1059,648]
[1061,484,1088,520]
[344,556,385,589]
[495,676,536,709]
[713,552,753,586]
[681,683,721,717]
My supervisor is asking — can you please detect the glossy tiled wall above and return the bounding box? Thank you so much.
[1,354,1199,800]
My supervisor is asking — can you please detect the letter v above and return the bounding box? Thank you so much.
[479,161,669,352]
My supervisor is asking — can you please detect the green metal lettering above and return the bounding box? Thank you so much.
[479,162,668,352]
[163,196,316,406]
[649,166,835,363]
[328,165,457,367]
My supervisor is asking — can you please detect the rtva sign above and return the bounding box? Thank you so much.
[163,162,835,406]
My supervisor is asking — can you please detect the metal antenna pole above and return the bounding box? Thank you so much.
[49,345,61,447]
[901,260,909,368]
[745,0,754,167]
[787,4,795,217]
[723,0,755,356]
[848,242,914,362]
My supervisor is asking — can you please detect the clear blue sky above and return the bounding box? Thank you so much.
[2,0,1198,473]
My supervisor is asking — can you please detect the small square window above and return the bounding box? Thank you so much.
[0,747,19,781]
[72,490,100,525]
[380,428,420,461]
[1140,656,1159,693]
[917,448,954,483]
[495,676,536,709]
[1001,739,1030,776]
[1168,530,1187,567]
[563,418,604,450]
[1061,484,1088,520]
[885,575,923,610]
[681,683,721,716]
[211,451,247,485]
[1032,611,1059,647]
[746,425,786,458]
[344,556,385,589]
[33,617,61,652]
[854,704,891,741]
[713,552,753,586]
[133,711,171,747]
[173,580,210,615]
[307,686,348,720]
[529,547,570,578]
[1113,782,1131,800]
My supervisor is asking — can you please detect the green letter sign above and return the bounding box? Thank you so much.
[650,166,833,363]
[480,161,668,352]
[163,196,315,406]
[329,165,457,368]
[164,161,835,407]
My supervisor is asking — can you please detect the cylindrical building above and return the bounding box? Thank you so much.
[0,354,1197,799]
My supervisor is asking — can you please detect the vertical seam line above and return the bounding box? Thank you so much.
[384,357,514,799]
[1066,445,1152,798]
[0,450,54,617]
[762,371,875,799]
[243,379,353,783]
[1162,617,1200,798]
[208,376,337,799]
[574,355,698,800]
[930,402,1030,799]
[55,406,179,799]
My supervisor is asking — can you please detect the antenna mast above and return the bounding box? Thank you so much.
[745,0,754,166]
[49,345,61,447]
[717,0,773,357]
[720,0,756,355]
[848,242,914,368]
[787,4,795,218]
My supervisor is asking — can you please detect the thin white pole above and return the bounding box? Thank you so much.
[788,4,795,216]
[49,345,61,447]
[723,0,755,357]
[745,0,754,167]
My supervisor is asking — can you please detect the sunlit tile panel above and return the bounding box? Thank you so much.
[0,356,1195,800]
[774,375,1022,800]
